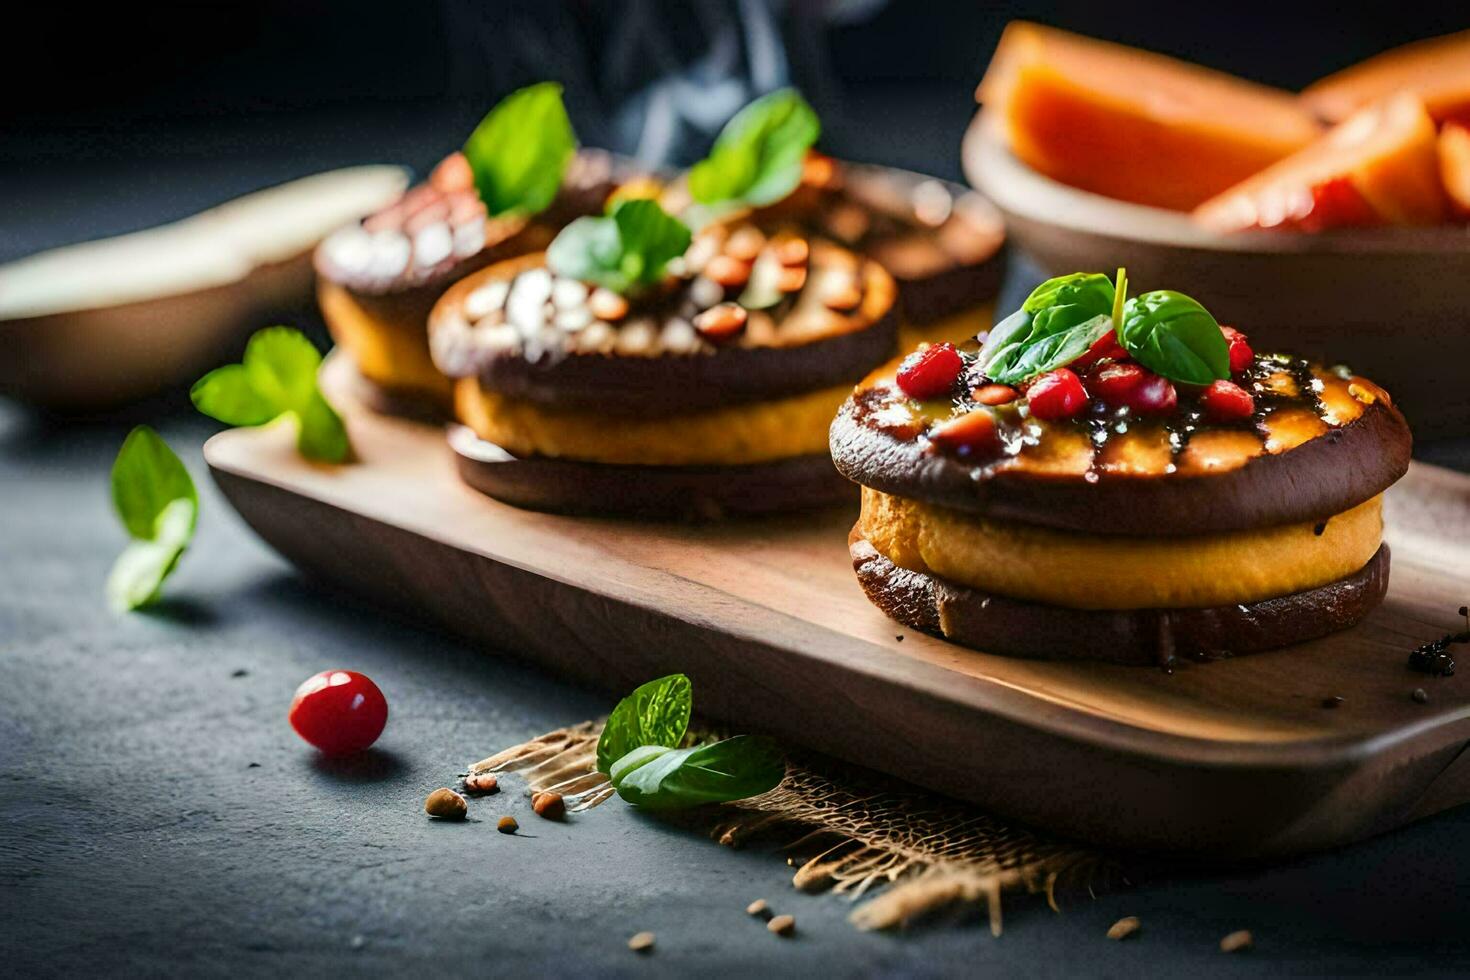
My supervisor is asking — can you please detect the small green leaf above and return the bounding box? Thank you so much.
[463,81,578,217]
[688,89,821,209]
[190,365,277,426]
[191,327,351,463]
[1021,272,1115,316]
[1119,290,1230,385]
[107,497,195,612]
[596,673,693,774]
[607,744,672,786]
[294,392,350,463]
[609,735,785,810]
[111,425,198,541]
[243,327,323,409]
[546,200,691,296]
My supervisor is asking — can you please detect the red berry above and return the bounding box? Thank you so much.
[1199,379,1255,422]
[288,670,388,755]
[972,383,1018,406]
[1071,329,1130,372]
[1127,373,1178,415]
[1025,368,1089,420]
[928,408,1000,456]
[1087,361,1147,405]
[896,343,963,400]
[1221,326,1254,374]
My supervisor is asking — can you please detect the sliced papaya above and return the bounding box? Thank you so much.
[1441,122,1470,220]
[977,22,1322,211]
[1194,93,1447,232]
[1303,30,1470,125]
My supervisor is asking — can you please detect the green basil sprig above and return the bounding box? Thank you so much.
[1118,290,1230,385]
[608,736,785,810]
[191,327,349,462]
[547,199,692,295]
[596,673,692,774]
[107,426,197,611]
[974,272,1116,385]
[688,89,821,209]
[463,81,578,217]
[976,269,1230,387]
[597,673,785,810]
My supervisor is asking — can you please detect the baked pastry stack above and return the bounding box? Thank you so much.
[430,201,897,518]
[831,270,1412,664]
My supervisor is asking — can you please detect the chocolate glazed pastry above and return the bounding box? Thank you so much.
[314,149,635,418]
[851,530,1392,666]
[432,217,900,518]
[830,281,1412,662]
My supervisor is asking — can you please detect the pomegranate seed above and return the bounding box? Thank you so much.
[1088,362,1146,405]
[288,670,388,755]
[1200,379,1255,422]
[972,383,1019,406]
[1127,373,1178,415]
[1025,368,1089,420]
[1221,326,1254,374]
[928,409,1000,456]
[896,343,963,400]
[1071,329,1130,372]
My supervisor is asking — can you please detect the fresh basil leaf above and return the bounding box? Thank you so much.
[607,743,673,786]
[111,425,198,541]
[688,89,821,208]
[596,673,693,774]
[1021,272,1114,316]
[107,496,195,612]
[191,326,351,463]
[546,200,691,295]
[294,391,350,463]
[1119,290,1229,385]
[609,735,785,810]
[189,365,277,427]
[992,314,1112,385]
[463,81,578,217]
[242,327,323,409]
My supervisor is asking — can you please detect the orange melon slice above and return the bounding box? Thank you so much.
[1194,93,1448,232]
[976,22,1322,211]
[1303,30,1470,125]
[1441,122,1470,220]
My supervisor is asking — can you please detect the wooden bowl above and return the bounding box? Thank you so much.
[0,166,408,413]
[962,113,1470,438]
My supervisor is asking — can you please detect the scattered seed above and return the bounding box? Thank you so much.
[588,288,629,322]
[705,255,752,288]
[628,931,655,953]
[497,815,519,834]
[1107,916,1140,940]
[1219,930,1253,953]
[247,762,261,769]
[895,634,905,642]
[772,237,809,267]
[693,302,748,341]
[1321,696,1344,709]
[231,668,249,678]
[532,790,566,820]
[424,788,467,820]
[725,226,766,263]
[768,914,796,937]
[463,772,500,795]
[746,899,771,919]
[1413,688,1430,704]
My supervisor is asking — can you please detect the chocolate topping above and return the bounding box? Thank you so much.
[830,357,1412,536]
[430,234,899,414]
[850,529,1391,665]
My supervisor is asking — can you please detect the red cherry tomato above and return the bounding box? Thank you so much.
[1221,326,1255,375]
[1025,368,1089,420]
[896,342,963,400]
[1127,373,1178,415]
[1199,379,1256,422]
[1070,329,1130,372]
[1088,361,1147,405]
[288,670,388,755]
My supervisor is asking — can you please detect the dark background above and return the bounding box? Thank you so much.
[5,1,1470,263]
[5,4,1470,977]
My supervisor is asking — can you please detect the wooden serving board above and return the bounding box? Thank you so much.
[206,364,1470,858]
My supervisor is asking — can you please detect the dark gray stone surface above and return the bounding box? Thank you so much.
[5,94,1470,978]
